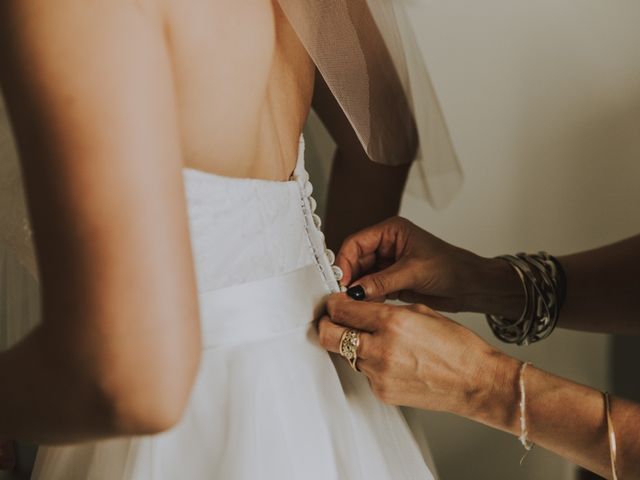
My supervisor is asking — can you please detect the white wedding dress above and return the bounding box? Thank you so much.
[28,135,437,480]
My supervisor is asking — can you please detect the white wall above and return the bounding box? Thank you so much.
[398,1,640,478]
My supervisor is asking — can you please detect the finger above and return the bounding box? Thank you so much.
[354,357,376,377]
[404,302,437,316]
[326,293,392,332]
[336,232,383,287]
[350,258,420,300]
[350,253,378,285]
[336,218,405,286]
[317,315,343,354]
[317,315,374,360]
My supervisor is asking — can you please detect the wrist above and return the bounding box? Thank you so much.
[469,351,522,435]
[464,256,525,318]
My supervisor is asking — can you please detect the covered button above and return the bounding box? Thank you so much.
[297,170,310,184]
[325,249,336,265]
[332,265,344,282]
[303,181,313,197]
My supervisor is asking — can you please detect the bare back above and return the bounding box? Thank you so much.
[165,0,315,181]
[0,0,318,440]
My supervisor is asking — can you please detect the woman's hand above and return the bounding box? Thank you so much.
[318,294,640,479]
[337,216,524,318]
[318,294,521,425]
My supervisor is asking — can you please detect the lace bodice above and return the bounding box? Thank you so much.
[182,135,342,294]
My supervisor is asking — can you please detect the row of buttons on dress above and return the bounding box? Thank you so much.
[293,169,345,292]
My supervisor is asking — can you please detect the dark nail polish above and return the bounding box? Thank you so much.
[347,285,366,301]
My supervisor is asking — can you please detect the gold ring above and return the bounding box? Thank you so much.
[339,328,361,372]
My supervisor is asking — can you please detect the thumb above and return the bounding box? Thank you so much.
[348,258,418,300]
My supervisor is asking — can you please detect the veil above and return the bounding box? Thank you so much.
[278,0,461,204]
[0,0,461,350]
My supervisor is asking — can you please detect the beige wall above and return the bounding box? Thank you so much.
[398,1,640,479]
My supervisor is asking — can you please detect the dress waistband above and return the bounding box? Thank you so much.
[198,264,330,349]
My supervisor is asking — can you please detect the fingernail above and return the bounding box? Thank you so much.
[346,285,366,301]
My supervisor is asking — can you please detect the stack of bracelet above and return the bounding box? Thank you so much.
[486,252,566,345]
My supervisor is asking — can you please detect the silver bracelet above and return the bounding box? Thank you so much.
[486,252,563,345]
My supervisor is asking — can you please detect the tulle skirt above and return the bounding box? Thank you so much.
[32,264,436,479]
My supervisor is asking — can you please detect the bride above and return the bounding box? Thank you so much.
[0,0,460,478]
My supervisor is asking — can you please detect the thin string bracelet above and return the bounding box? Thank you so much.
[603,391,619,480]
[518,361,534,465]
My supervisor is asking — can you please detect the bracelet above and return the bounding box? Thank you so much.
[548,255,567,310]
[603,391,619,480]
[517,367,619,475]
[486,252,564,345]
[518,362,534,453]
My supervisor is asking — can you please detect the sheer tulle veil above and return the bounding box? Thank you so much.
[0,0,461,349]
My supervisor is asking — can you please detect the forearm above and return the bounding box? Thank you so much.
[472,355,640,479]
[465,235,640,334]
[557,235,640,333]
[324,147,410,251]
[0,326,115,445]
